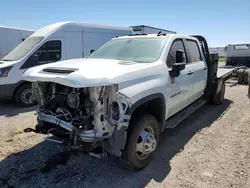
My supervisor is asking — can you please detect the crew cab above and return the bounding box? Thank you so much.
[22,34,234,171]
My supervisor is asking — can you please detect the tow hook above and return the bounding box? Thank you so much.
[89,141,108,159]
[89,146,108,159]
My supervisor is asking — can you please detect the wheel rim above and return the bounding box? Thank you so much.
[135,126,157,160]
[21,89,33,105]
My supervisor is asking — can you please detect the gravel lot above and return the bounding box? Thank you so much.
[0,81,250,188]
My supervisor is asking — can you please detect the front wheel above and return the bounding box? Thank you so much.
[120,114,160,171]
[14,84,36,107]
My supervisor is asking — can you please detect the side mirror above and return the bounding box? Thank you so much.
[90,49,95,54]
[176,50,185,63]
[169,63,186,77]
[31,54,39,64]
[169,50,186,77]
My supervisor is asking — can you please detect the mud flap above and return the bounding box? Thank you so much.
[204,79,223,102]
[103,126,127,157]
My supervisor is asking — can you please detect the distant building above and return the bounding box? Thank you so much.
[0,26,34,59]
[209,47,227,57]
[131,25,176,35]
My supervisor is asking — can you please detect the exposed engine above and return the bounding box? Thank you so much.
[34,83,96,131]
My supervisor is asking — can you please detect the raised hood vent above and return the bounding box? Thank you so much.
[42,67,78,74]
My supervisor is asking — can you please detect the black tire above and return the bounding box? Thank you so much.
[237,69,245,84]
[120,114,160,171]
[14,84,36,107]
[243,69,250,84]
[212,81,226,105]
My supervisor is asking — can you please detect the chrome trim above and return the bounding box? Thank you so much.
[39,112,72,132]
[38,112,102,142]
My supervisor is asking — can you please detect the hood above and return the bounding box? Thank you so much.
[22,58,154,87]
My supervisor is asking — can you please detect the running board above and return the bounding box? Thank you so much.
[165,99,207,128]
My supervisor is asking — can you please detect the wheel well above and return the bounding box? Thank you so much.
[129,96,166,131]
[12,81,30,99]
[105,95,166,157]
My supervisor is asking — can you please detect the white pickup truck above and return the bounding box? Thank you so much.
[23,34,234,170]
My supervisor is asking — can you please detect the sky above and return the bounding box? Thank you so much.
[0,0,249,47]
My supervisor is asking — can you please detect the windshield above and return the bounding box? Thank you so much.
[3,36,44,61]
[88,38,167,63]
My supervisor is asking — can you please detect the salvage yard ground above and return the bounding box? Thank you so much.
[0,80,250,188]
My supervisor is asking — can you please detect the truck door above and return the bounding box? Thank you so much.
[166,39,193,117]
[184,39,207,101]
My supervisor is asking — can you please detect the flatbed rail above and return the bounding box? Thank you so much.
[217,66,236,79]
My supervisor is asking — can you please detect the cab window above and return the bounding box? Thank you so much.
[186,40,202,62]
[36,40,61,64]
[234,44,249,50]
[21,40,61,69]
[166,40,187,67]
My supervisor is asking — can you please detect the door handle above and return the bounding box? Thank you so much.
[203,68,207,70]
[187,72,194,75]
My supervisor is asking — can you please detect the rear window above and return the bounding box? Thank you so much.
[234,44,250,50]
[186,40,202,62]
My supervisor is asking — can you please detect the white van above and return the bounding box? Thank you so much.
[0,21,133,106]
[0,26,34,59]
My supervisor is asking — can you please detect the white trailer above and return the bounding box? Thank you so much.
[0,21,133,106]
[131,25,176,34]
[0,26,34,59]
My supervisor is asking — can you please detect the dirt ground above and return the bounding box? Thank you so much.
[0,81,250,188]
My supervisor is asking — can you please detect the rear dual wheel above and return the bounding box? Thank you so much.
[237,69,245,84]
[243,69,250,84]
[237,68,250,85]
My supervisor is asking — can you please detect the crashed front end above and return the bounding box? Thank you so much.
[31,82,131,156]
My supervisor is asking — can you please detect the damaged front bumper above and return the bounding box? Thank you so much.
[29,82,133,157]
[38,112,107,142]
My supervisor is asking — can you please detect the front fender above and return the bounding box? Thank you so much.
[128,93,166,122]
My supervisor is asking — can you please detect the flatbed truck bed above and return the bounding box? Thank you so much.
[217,67,236,79]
